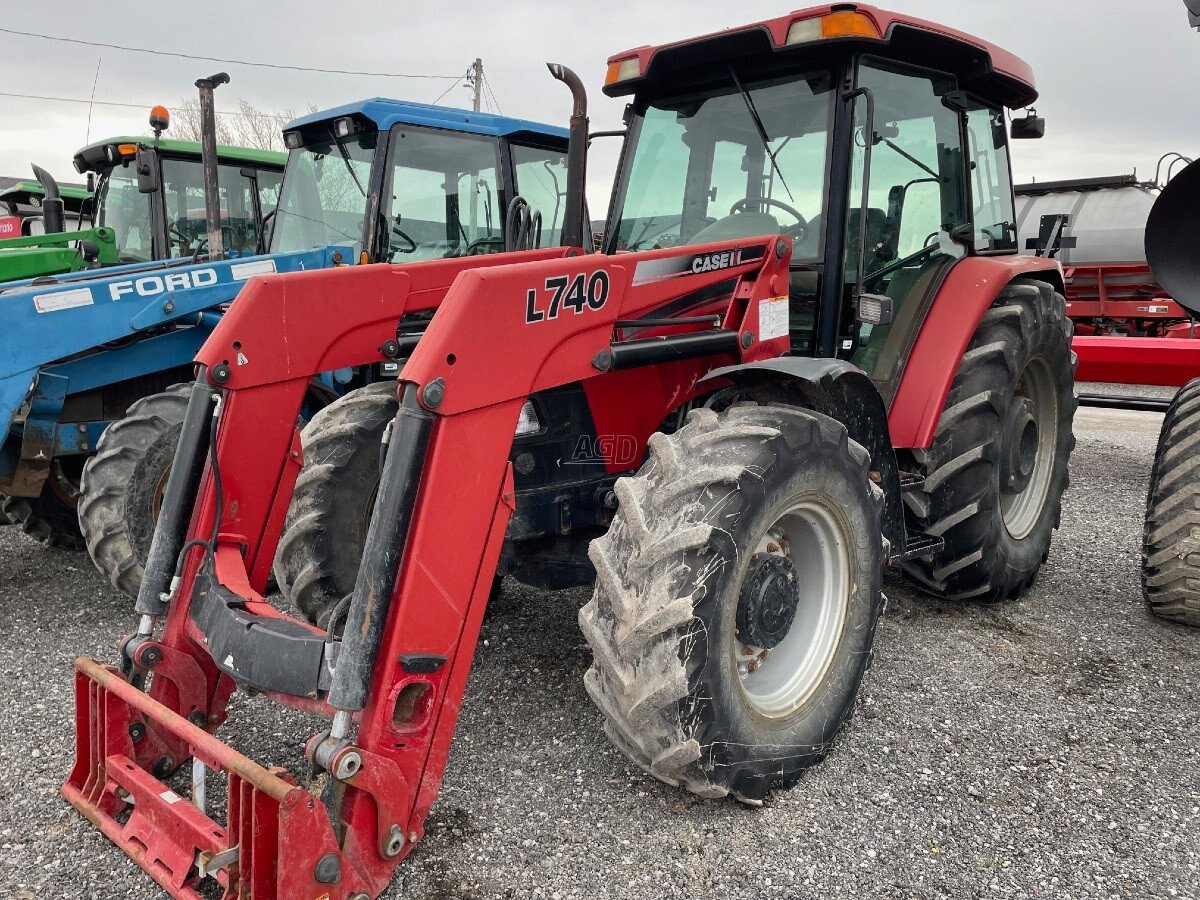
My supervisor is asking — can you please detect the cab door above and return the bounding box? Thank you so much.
[843,59,970,402]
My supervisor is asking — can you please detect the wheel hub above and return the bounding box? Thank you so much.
[736,553,800,650]
[1001,396,1039,496]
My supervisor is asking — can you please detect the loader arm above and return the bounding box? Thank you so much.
[65,234,792,898]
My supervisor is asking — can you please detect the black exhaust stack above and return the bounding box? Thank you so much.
[31,164,65,235]
[547,63,588,250]
[194,72,230,260]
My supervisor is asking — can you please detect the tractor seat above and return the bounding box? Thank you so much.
[691,211,780,243]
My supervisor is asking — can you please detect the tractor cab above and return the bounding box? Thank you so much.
[73,135,286,263]
[603,3,1041,401]
[272,99,571,264]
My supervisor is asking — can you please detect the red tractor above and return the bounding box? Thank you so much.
[64,6,1075,897]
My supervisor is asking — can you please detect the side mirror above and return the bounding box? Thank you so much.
[135,148,159,194]
[1011,111,1046,140]
[86,172,95,194]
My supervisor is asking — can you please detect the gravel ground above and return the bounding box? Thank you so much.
[0,404,1197,899]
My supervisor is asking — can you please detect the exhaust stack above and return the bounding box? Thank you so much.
[31,164,65,235]
[194,72,230,260]
[547,63,589,250]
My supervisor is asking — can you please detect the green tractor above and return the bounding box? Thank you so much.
[0,106,285,285]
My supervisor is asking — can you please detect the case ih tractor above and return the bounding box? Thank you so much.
[64,6,1075,898]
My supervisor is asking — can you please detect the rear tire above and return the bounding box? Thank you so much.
[1142,377,1200,627]
[274,382,397,627]
[902,279,1076,602]
[78,384,190,595]
[581,404,884,802]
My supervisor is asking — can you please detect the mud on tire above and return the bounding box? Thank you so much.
[1142,377,1200,627]
[78,383,191,595]
[902,279,1076,602]
[580,403,885,803]
[273,381,397,627]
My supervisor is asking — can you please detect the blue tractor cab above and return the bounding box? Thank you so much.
[0,98,571,579]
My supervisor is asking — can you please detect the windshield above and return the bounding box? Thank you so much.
[161,157,282,258]
[385,128,503,262]
[96,163,154,262]
[271,129,376,257]
[610,68,834,259]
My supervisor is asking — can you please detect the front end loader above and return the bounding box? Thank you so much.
[66,6,1075,897]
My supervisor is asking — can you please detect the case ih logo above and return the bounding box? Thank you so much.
[691,249,745,274]
[0,216,20,237]
[108,268,218,301]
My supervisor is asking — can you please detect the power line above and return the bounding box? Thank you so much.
[432,68,471,106]
[0,27,461,80]
[482,74,503,116]
[0,89,293,120]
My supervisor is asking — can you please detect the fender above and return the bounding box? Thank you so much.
[699,358,906,558]
[888,255,1064,450]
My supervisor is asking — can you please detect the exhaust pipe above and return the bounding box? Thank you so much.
[547,63,589,250]
[31,164,65,235]
[194,72,230,260]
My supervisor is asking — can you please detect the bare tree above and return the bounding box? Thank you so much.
[167,97,309,151]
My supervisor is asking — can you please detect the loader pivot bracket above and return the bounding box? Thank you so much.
[191,572,339,695]
[399,654,447,674]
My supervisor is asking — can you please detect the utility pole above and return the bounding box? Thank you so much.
[471,58,484,112]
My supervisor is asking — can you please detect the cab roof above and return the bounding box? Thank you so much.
[0,181,91,202]
[71,137,287,175]
[285,98,569,146]
[605,2,1038,110]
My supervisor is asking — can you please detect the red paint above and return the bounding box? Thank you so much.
[1074,336,1200,388]
[65,236,793,898]
[887,255,1063,449]
[1063,263,1188,336]
[0,216,20,238]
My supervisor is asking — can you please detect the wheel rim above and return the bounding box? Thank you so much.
[1000,356,1058,540]
[732,499,850,718]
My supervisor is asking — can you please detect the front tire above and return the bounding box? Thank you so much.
[78,384,191,595]
[903,279,1076,602]
[274,382,397,627]
[1142,378,1200,627]
[581,404,884,802]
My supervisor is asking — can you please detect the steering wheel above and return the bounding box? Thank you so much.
[731,197,808,240]
[463,236,504,256]
[391,223,417,254]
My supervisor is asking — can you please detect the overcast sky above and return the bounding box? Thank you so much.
[3,0,1196,210]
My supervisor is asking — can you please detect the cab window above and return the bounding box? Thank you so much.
[511,144,570,247]
[611,68,835,259]
[846,60,967,387]
[161,157,280,257]
[966,101,1018,252]
[385,129,502,262]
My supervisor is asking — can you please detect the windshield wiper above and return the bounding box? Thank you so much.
[332,138,367,198]
[727,64,794,203]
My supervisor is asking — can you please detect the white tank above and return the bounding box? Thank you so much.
[1015,175,1159,265]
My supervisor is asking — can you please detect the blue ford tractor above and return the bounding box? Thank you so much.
[4,88,570,598]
